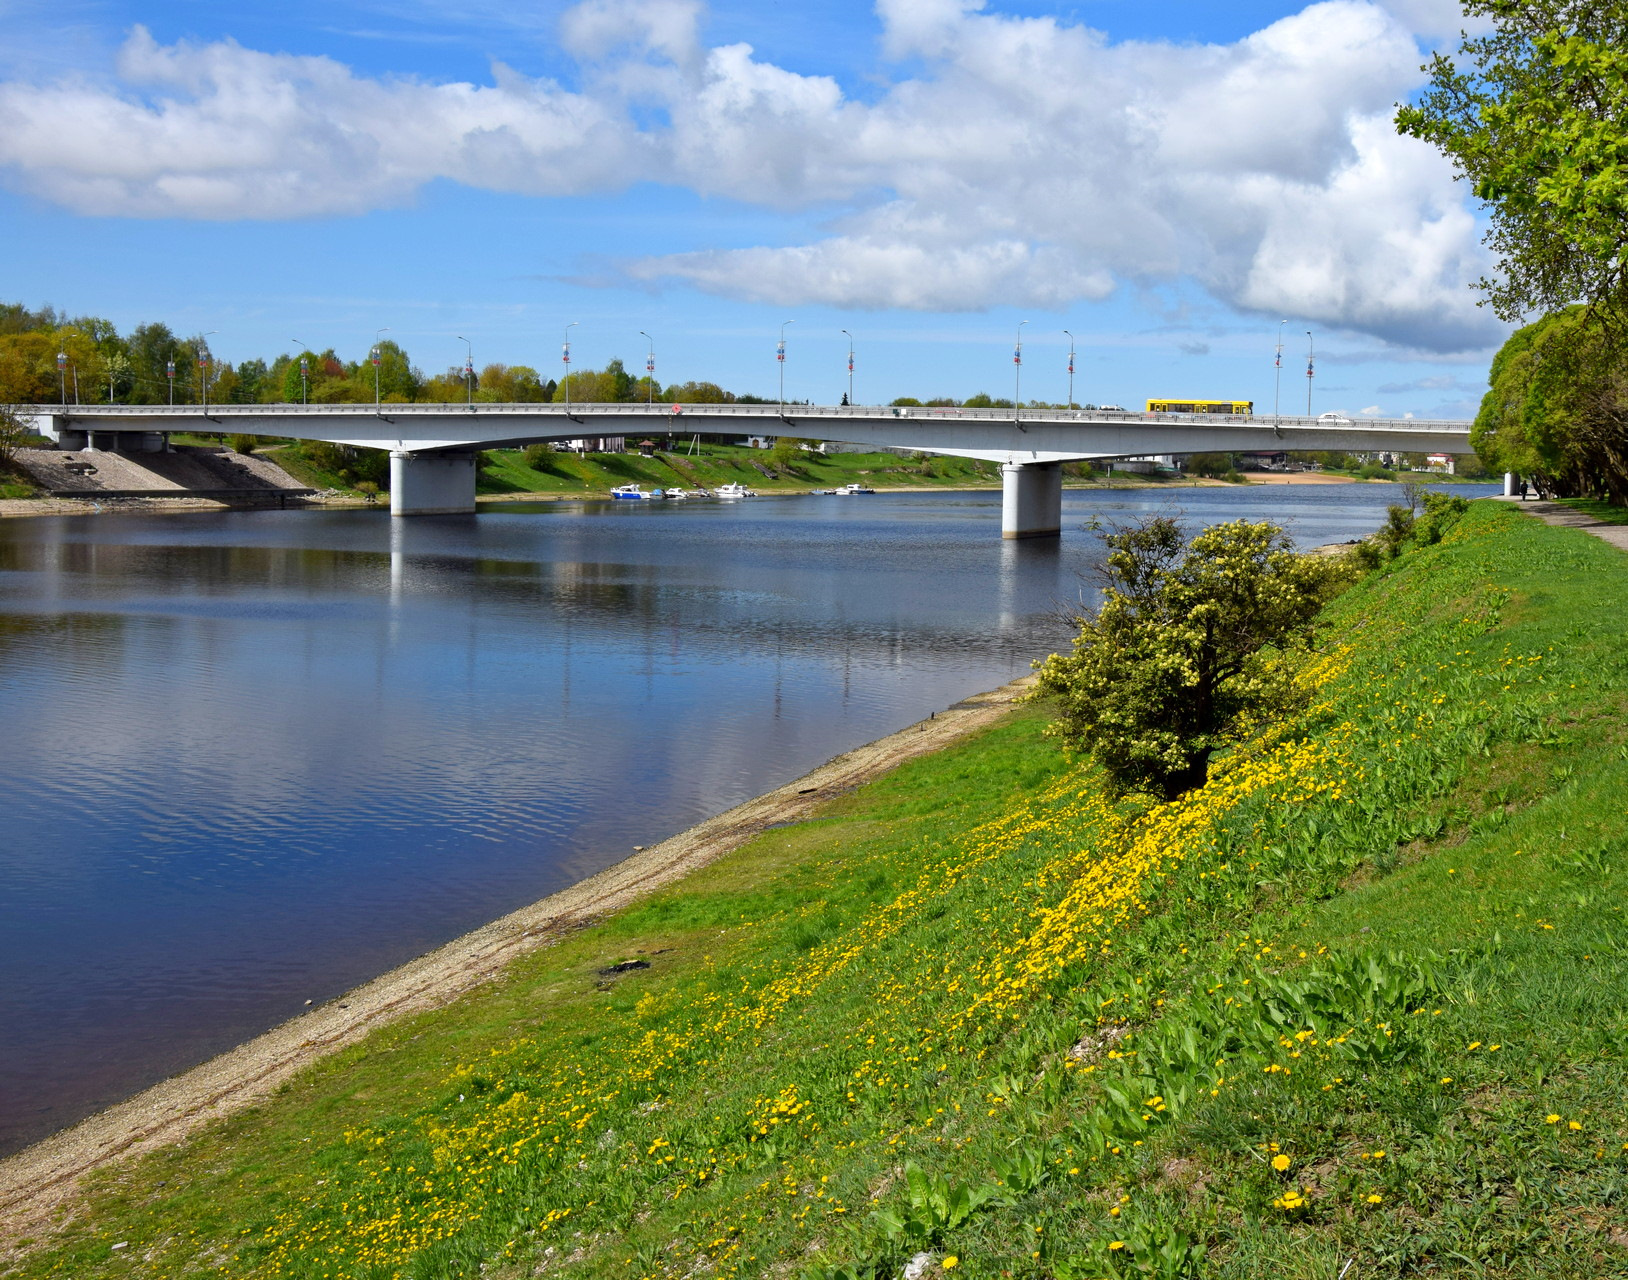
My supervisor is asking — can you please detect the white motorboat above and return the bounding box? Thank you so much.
[715,482,758,498]
[610,484,663,500]
[833,483,875,495]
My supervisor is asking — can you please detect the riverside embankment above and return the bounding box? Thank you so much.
[2,497,1625,1280]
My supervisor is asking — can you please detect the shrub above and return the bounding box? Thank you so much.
[1033,515,1343,799]
[228,434,258,455]
[522,442,555,471]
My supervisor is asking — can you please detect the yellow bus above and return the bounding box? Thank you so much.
[1146,398,1253,415]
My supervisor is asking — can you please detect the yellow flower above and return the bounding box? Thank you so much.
[1108,1241,1125,1251]
[941,1257,959,1270]
[1569,1121,1583,1131]
[1271,1154,1291,1172]
[1366,1194,1383,1204]
[1545,1114,1561,1125]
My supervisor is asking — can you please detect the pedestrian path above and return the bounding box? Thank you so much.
[1486,494,1628,553]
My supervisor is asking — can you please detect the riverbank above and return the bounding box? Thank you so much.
[0,678,1033,1246]
[6,499,1624,1280]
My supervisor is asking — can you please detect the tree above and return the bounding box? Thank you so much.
[126,322,178,404]
[1396,2,1628,321]
[1472,305,1628,502]
[1033,516,1339,800]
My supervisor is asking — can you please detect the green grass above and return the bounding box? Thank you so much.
[474,444,1012,496]
[473,445,1197,498]
[6,501,1628,1280]
[1553,496,1628,524]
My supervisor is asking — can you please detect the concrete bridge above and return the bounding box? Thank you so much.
[22,402,1472,537]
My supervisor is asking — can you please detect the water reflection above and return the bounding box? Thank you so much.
[0,484,1494,1154]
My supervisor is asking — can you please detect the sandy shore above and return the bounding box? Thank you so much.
[0,675,1035,1245]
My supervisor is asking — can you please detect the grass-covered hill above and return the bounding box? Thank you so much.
[6,500,1627,1279]
[262,440,1177,500]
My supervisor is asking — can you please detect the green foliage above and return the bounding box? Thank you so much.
[521,442,555,471]
[293,440,389,488]
[227,434,258,455]
[1185,452,1234,478]
[1396,1,1628,320]
[1033,516,1340,798]
[873,1163,1003,1249]
[1473,306,1628,503]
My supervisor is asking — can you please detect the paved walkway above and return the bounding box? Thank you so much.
[1486,494,1628,553]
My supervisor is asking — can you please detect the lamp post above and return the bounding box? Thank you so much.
[57,348,67,406]
[778,319,794,410]
[563,322,578,410]
[199,330,217,413]
[166,357,175,405]
[1306,330,1315,417]
[639,331,654,406]
[291,340,309,405]
[1273,320,1287,426]
[371,327,390,410]
[841,329,854,406]
[1063,329,1075,409]
[457,335,474,405]
[1013,320,1028,425]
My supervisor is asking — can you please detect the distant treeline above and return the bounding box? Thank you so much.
[0,301,800,409]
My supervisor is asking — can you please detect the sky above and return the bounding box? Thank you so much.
[0,0,1502,418]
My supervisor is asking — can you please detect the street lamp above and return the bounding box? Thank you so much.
[291,340,309,405]
[166,357,176,405]
[457,335,474,405]
[1306,330,1315,417]
[778,319,794,410]
[841,329,854,406]
[1274,320,1287,426]
[1063,329,1075,409]
[371,327,391,410]
[57,348,67,406]
[563,322,578,410]
[639,331,654,407]
[1013,320,1028,425]
[199,330,218,413]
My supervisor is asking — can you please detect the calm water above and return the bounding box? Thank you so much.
[0,483,1494,1153]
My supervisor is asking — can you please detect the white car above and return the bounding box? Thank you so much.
[1317,411,1352,425]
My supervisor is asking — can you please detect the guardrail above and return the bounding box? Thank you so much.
[10,401,1471,435]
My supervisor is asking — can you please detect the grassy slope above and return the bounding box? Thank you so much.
[7,502,1628,1280]
[476,446,1005,496]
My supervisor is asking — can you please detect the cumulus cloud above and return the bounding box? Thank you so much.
[0,0,1502,350]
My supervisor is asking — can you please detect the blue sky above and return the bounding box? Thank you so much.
[0,0,1498,417]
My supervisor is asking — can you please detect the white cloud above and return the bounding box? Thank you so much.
[0,1,1502,350]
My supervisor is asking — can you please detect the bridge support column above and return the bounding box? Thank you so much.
[1504,471,1517,497]
[1001,461,1062,539]
[390,450,478,516]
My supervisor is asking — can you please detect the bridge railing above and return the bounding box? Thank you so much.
[11,400,1471,435]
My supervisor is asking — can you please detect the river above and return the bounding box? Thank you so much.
[0,481,1495,1154]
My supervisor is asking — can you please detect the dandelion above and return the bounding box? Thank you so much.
[1108,1241,1125,1251]
[1366,1194,1383,1204]
[941,1257,959,1270]
[1569,1121,1582,1131]
[1270,1154,1291,1172]
[1546,1114,1561,1125]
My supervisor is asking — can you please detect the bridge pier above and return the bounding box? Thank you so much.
[390,450,478,516]
[1001,461,1062,539]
